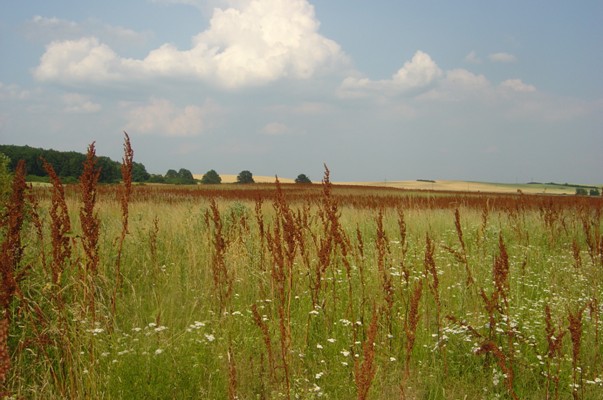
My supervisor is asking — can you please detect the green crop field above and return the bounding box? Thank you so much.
[1,143,602,399]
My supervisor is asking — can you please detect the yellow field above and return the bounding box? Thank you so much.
[337,180,578,194]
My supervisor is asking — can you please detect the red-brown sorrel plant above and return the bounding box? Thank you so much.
[444,208,474,286]
[0,160,28,386]
[209,198,233,313]
[475,341,519,400]
[111,133,133,319]
[79,142,101,320]
[41,158,71,300]
[568,306,585,400]
[404,279,423,380]
[544,303,565,400]
[375,209,394,332]
[251,303,275,381]
[355,306,379,400]
[313,164,352,314]
[424,233,441,337]
[396,207,409,285]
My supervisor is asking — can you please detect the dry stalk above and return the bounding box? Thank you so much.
[265,178,299,399]
[404,279,423,380]
[209,198,233,313]
[568,306,585,400]
[454,208,474,285]
[314,164,352,313]
[587,298,599,372]
[544,303,565,400]
[0,160,28,386]
[424,233,441,336]
[41,159,71,298]
[251,304,275,380]
[79,143,101,320]
[110,133,134,322]
[475,341,519,400]
[355,306,379,400]
[376,209,394,330]
[114,133,133,285]
[396,207,409,284]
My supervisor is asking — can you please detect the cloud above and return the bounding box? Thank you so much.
[62,93,102,113]
[464,50,481,64]
[261,122,289,135]
[25,16,150,47]
[499,79,536,93]
[414,68,491,102]
[489,52,516,63]
[33,0,347,89]
[338,50,442,98]
[34,37,127,84]
[0,82,30,100]
[444,69,490,91]
[124,98,217,136]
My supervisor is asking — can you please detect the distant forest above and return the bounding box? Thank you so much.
[0,144,151,183]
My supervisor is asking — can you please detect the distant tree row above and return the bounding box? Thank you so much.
[0,144,314,186]
[576,187,601,196]
[0,144,132,183]
[147,168,195,185]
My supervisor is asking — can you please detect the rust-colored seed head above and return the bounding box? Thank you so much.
[0,317,10,384]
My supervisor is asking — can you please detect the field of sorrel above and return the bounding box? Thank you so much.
[1,139,602,399]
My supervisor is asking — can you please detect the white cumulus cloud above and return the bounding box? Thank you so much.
[62,93,101,113]
[34,37,128,84]
[124,98,217,137]
[339,50,442,98]
[489,52,516,63]
[499,79,536,93]
[33,0,346,89]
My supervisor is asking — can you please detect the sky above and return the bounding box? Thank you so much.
[1,0,602,183]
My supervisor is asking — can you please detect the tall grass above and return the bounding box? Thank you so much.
[0,145,601,398]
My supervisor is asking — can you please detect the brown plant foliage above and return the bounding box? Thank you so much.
[0,160,28,386]
[355,306,379,400]
[475,341,519,400]
[79,143,101,320]
[568,306,585,400]
[41,159,71,290]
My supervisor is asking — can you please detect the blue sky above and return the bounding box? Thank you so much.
[1,0,602,183]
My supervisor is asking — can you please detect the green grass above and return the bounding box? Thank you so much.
[3,183,603,399]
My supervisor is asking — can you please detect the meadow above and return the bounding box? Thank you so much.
[0,140,602,399]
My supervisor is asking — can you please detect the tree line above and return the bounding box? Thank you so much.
[0,145,313,185]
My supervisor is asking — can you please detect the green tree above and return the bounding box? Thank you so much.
[165,169,178,179]
[237,170,254,184]
[177,168,195,183]
[295,174,312,184]
[575,188,588,196]
[589,188,600,196]
[97,156,121,183]
[201,169,222,184]
[132,162,150,182]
